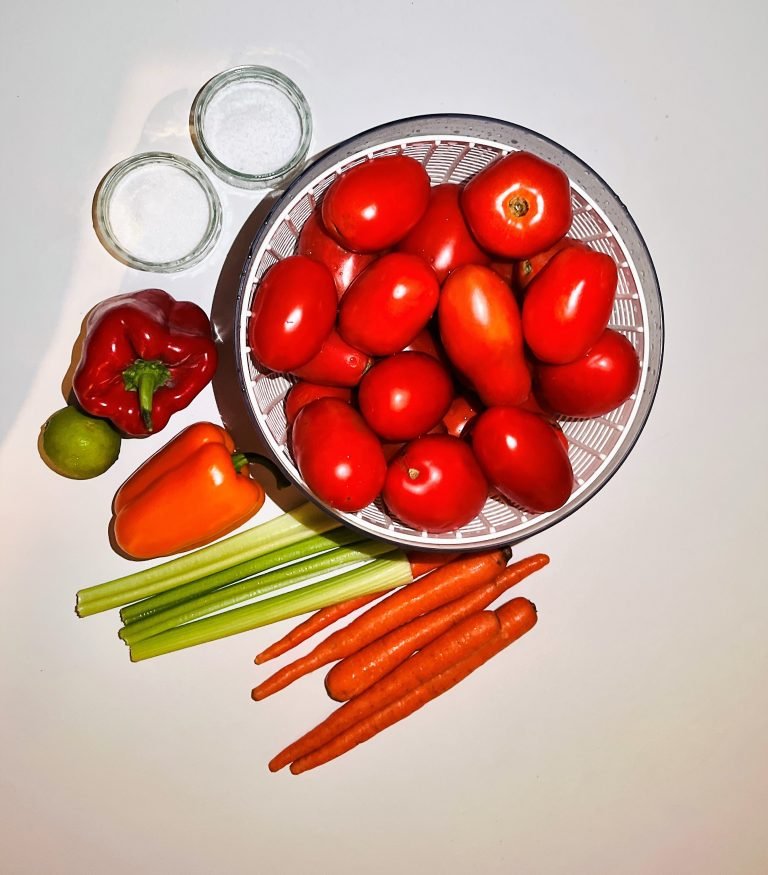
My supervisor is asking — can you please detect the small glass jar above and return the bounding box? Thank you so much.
[93,152,222,272]
[190,66,312,189]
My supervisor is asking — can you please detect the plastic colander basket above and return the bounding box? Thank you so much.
[234,114,664,550]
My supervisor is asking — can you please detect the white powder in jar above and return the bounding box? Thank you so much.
[107,163,212,264]
[202,81,303,176]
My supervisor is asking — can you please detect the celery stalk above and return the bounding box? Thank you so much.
[120,539,396,646]
[76,503,339,617]
[119,528,364,624]
[129,553,412,662]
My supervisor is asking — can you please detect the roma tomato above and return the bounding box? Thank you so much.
[534,328,641,417]
[338,253,440,355]
[321,155,430,252]
[248,256,337,372]
[358,352,454,442]
[290,330,372,387]
[401,326,447,363]
[461,151,572,258]
[514,237,578,291]
[522,244,618,364]
[297,210,375,297]
[291,398,386,512]
[439,264,530,406]
[397,183,490,283]
[471,406,573,513]
[382,435,488,532]
[284,381,352,425]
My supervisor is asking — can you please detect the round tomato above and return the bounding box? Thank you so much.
[291,330,372,387]
[248,256,337,372]
[358,352,454,442]
[284,382,352,425]
[383,435,488,532]
[461,151,572,258]
[534,329,641,417]
[297,209,375,297]
[397,183,490,283]
[522,244,618,363]
[338,253,440,355]
[321,155,430,252]
[291,398,386,512]
[471,407,573,513]
[439,264,530,406]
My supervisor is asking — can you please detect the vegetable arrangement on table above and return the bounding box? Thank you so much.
[49,142,643,773]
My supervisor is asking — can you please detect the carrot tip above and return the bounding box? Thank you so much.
[251,688,263,702]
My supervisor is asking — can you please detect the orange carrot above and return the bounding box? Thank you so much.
[251,549,508,701]
[255,594,381,664]
[287,597,537,774]
[325,552,549,701]
[254,550,460,665]
[269,607,504,772]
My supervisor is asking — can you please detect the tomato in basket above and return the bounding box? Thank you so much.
[248,256,337,372]
[358,352,454,442]
[382,435,488,532]
[522,243,618,364]
[297,210,376,297]
[534,328,641,417]
[321,155,430,252]
[291,398,386,512]
[461,151,572,258]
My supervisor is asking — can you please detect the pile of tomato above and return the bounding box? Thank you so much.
[247,150,641,532]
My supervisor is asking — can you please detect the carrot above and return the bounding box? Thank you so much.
[288,597,537,774]
[325,552,549,701]
[251,549,508,701]
[254,550,460,664]
[255,593,381,664]
[269,607,504,772]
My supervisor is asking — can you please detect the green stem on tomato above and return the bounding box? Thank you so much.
[129,553,412,662]
[120,539,395,646]
[119,528,364,625]
[76,503,340,617]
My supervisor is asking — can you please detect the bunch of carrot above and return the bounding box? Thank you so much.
[253,549,549,773]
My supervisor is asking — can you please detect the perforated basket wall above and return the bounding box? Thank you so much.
[235,115,663,550]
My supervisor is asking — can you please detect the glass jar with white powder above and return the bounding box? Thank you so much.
[93,152,222,271]
[190,66,312,189]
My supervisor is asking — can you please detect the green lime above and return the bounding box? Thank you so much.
[41,405,121,480]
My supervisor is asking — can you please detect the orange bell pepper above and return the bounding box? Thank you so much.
[113,422,266,559]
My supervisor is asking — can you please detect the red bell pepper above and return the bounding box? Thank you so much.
[72,289,217,436]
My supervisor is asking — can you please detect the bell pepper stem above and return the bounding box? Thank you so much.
[122,359,172,433]
[232,452,291,489]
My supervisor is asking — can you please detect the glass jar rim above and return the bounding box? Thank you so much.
[93,151,222,272]
[189,65,313,190]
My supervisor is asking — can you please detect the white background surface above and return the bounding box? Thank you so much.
[2,2,766,873]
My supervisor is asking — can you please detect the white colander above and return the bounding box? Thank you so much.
[234,115,664,550]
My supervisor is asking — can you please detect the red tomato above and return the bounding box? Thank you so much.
[321,155,430,252]
[284,382,352,425]
[461,151,572,258]
[514,237,579,291]
[471,407,573,513]
[358,352,454,442]
[291,398,386,512]
[290,330,372,387]
[439,264,530,406]
[297,210,375,298]
[248,256,337,372]
[397,183,490,283]
[522,245,618,364]
[442,391,483,437]
[338,253,440,355]
[383,435,488,532]
[534,329,641,417]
